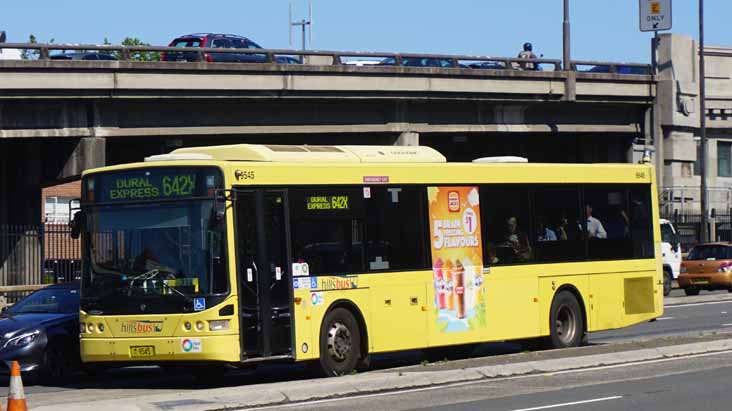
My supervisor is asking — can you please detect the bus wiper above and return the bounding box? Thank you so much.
[126,269,192,302]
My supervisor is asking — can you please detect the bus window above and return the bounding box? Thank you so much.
[533,187,584,262]
[481,186,533,265]
[629,186,654,259]
[584,186,629,260]
[364,186,429,272]
[290,188,365,275]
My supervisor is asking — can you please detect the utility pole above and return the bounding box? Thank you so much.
[563,0,570,70]
[699,0,709,242]
[289,1,312,52]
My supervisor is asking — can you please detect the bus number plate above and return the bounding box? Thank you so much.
[130,346,155,357]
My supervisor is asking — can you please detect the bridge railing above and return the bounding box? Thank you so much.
[572,60,652,75]
[2,42,651,73]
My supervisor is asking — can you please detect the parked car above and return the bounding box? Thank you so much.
[660,219,682,296]
[678,243,732,295]
[49,52,117,61]
[162,33,266,63]
[0,282,80,383]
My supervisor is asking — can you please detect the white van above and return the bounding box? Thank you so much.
[660,218,682,296]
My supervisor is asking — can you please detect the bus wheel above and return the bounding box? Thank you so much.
[549,291,585,349]
[663,269,673,297]
[319,308,361,376]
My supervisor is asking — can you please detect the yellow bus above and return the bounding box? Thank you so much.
[76,144,662,376]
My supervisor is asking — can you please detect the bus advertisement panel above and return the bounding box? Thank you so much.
[428,186,487,333]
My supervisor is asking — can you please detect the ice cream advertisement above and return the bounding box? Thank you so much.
[428,186,486,333]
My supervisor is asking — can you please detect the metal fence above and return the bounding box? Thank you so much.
[0,42,653,74]
[0,225,43,302]
[662,210,732,252]
[0,224,79,303]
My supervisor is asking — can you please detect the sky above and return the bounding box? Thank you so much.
[1,1,731,63]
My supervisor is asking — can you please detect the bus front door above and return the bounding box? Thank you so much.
[235,189,293,360]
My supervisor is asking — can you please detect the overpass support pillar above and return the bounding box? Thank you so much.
[0,142,42,226]
[58,137,107,180]
[395,131,419,146]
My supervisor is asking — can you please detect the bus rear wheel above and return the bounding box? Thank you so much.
[319,308,361,376]
[549,291,585,349]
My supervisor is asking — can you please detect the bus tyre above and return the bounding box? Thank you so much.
[548,291,585,349]
[319,308,361,377]
[663,269,673,297]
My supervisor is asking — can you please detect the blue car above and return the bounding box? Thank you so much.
[0,283,80,384]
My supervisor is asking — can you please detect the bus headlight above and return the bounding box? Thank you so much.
[195,321,205,331]
[184,322,192,331]
[80,323,86,334]
[87,323,95,333]
[208,320,230,331]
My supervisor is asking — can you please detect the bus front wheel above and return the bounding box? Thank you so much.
[319,307,361,376]
[548,291,585,349]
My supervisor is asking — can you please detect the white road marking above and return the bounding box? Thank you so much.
[249,350,732,410]
[656,317,674,321]
[722,323,732,327]
[507,396,623,411]
[665,300,732,309]
[721,312,728,314]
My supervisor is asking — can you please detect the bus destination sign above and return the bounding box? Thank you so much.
[94,169,208,202]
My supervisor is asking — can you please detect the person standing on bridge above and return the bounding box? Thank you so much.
[517,42,538,70]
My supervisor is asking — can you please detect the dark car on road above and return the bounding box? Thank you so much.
[162,33,266,63]
[50,52,117,61]
[0,282,80,383]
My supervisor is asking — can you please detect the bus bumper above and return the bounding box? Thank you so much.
[81,334,241,363]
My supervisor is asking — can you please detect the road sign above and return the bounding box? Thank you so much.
[640,0,672,32]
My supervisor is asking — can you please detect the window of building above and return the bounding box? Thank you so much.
[533,187,585,262]
[480,186,533,265]
[363,186,429,272]
[718,141,732,177]
[45,196,74,224]
[694,141,702,176]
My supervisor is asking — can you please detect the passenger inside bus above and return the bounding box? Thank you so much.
[585,204,607,239]
[499,216,532,262]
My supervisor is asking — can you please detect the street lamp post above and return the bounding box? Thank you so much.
[699,0,709,242]
[563,0,571,70]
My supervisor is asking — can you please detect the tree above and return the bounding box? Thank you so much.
[120,37,160,61]
[21,34,54,60]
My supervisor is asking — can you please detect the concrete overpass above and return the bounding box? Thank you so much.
[0,48,655,225]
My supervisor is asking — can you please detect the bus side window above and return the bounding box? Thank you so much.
[629,187,654,259]
[533,186,584,262]
[364,186,428,272]
[480,186,533,265]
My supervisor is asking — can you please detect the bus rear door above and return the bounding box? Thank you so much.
[234,189,293,360]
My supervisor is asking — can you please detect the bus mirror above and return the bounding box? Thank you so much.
[213,190,229,221]
[69,210,85,239]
